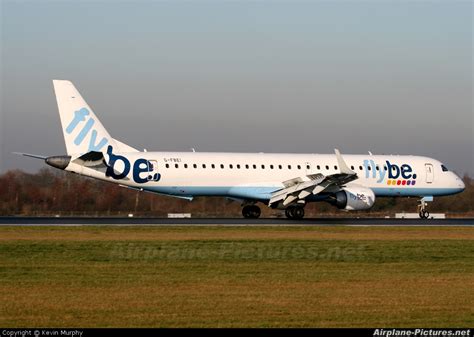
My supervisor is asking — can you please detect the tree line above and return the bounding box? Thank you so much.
[0,168,472,217]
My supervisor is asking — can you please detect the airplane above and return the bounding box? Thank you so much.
[17,80,465,219]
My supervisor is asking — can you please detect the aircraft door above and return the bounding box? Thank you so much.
[425,163,434,184]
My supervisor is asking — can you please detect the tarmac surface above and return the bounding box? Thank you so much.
[0,217,473,226]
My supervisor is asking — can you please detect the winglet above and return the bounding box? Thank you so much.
[335,149,355,175]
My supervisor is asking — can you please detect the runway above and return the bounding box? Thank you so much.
[0,217,473,226]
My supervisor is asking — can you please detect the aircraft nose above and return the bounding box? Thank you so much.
[454,175,465,192]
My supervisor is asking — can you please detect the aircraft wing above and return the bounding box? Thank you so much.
[268,149,358,207]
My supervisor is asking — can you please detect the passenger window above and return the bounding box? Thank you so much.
[165,164,169,168]
[350,166,354,170]
[211,164,215,169]
[220,164,224,169]
[237,164,241,169]
[193,164,197,169]
[245,164,249,169]
[202,164,206,169]
[325,165,329,170]
[229,164,233,169]
[317,165,321,170]
[297,165,301,170]
[278,165,282,169]
[334,165,338,170]
[253,164,257,169]
[441,165,449,172]
[175,164,179,168]
[359,166,363,170]
[261,165,265,169]
[184,164,188,169]
[288,165,292,169]
[270,165,274,169]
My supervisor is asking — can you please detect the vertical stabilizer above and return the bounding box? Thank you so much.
[52,80,137,155]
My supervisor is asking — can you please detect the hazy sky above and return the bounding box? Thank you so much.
[1,1,473,176]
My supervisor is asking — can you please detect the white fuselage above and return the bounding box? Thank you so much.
[67,151,465,203]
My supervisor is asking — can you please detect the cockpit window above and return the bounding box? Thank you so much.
[441,164,449,172]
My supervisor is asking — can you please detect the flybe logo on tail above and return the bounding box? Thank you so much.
[66,108,108,152]
[105,146,161,184]
[364,160,417,186]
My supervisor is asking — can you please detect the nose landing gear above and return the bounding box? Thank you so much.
[418,196,433,219]
[419,209,430,219]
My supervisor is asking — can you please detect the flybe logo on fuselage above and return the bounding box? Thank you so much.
[363,160,417,186]
[66,108,108,152]
[105,146,161,184]
[66,108,160,184]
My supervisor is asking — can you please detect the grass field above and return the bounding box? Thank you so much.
[0,226,473,327]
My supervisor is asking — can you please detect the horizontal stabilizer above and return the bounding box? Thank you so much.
[71,151,108,169]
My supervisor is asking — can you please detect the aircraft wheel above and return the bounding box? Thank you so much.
[251,205,261,219]
[285,206,305,220]
[242,205,261,219]
[419,210,430,219]
[242,205,251,218]
[293,206,305,219]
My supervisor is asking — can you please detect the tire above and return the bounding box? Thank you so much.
[242,205,252,218]
[242,205,261,219]
[419,210,430,219]
[285,206,305,220]
[293,207,305,219]
[249,205,261,219]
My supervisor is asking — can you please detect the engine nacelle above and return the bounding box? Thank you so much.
[332,186,376,211]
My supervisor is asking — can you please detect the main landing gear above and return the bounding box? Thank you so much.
[418,196,433,219]
[242,205,261,219]
[285,206,305,220]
